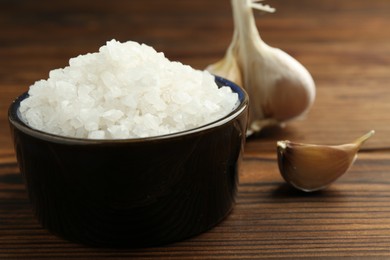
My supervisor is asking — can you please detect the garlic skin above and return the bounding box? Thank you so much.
[207,46,243,88]
[277,130,375,192]
[207,0,316,134]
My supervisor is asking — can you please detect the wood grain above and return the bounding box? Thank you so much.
[1,0,390,258]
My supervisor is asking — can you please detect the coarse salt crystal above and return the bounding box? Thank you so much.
[20,39,239,139]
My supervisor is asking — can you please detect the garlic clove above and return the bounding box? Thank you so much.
[276,130,375,192]
[206,46,243,88]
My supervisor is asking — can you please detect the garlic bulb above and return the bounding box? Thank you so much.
[277,130,375,192]
[207,0,316,134]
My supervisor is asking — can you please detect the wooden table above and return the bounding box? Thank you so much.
[1,0,390,258]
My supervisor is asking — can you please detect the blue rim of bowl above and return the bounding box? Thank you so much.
[8,76,248,144]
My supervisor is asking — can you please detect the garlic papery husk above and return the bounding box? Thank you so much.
[206,0,316,135]
[207,44,243,88]
[277,130,375,192]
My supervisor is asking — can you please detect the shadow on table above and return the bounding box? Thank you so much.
[270,183,344,198]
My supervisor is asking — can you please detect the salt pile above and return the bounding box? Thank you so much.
[19,39,239,139]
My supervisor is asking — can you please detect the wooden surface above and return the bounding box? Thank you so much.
[1,0,390,258]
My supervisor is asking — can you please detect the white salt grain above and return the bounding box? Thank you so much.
[20,39,239,139]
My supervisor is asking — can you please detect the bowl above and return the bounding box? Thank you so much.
[8,76,249,247]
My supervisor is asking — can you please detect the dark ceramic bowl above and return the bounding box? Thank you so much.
[8,76,249,248]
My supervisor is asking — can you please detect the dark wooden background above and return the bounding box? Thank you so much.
[1,0,390,258]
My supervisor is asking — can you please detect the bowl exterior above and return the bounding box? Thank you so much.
[8,79,249,247]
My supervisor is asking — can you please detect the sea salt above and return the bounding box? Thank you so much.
[19,39,239,139]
